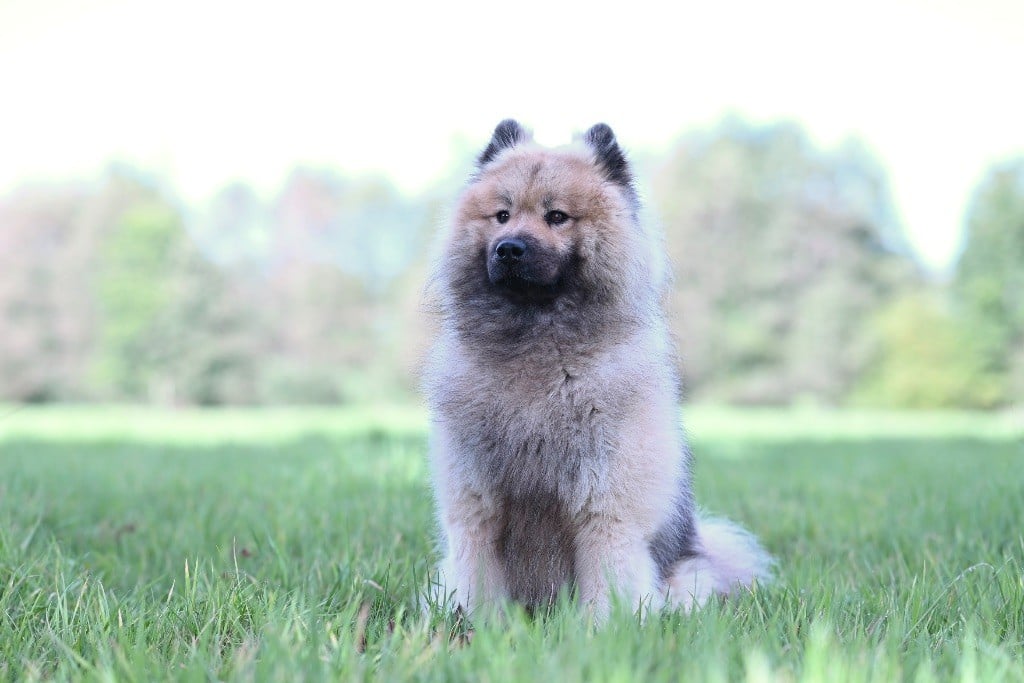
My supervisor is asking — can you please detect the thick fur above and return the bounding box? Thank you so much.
[424,120,771,619]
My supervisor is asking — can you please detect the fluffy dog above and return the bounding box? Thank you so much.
[423,120,771,619]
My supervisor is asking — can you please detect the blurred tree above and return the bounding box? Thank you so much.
[251,168,432,403]
[189,182,272,266]
[163,253,263,405]
[650,119,918,404]
[92,181,265,405]
[953,159,1024,404]
[93,200,184,401]
[259,262,385,403]
[272,168,426,293]
[8,124,990,408]
[854,292,1003,408]
[0,184,95,401]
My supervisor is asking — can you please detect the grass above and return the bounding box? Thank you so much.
[0,406,1022,681]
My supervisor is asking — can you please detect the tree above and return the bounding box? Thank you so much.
[161,252,263,405]
[92,181,266,405]
[272,168,426,293]
[93,200,186,401]
[649,118,917,404]
[954,159,1024,405]
[854,292,1003,408]
[254,168,432,403]
[188,182,271,267]
[0,184,95,400]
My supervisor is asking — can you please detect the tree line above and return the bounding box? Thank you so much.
[0,119,1020,408]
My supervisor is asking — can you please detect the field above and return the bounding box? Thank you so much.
[1,405,1022,681]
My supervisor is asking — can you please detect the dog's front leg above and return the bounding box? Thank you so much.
[574,515,661,621]
[435,492,506,617]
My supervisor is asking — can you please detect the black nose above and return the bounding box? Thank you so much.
[495,238,527,261]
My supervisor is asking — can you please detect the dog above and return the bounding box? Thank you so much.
[423,120,771,619]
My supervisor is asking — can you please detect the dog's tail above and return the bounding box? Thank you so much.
[665,517,773,610]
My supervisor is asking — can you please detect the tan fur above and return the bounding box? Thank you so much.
[423,122,771,620]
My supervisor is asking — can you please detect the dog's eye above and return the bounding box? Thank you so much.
[545,210,569,226]
[495,210,511,224]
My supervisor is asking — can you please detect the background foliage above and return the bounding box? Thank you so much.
[1,119,1020,408]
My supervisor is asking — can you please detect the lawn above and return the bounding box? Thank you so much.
[0,406,1021,681]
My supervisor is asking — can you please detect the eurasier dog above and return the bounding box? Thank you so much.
[423,120,771,620]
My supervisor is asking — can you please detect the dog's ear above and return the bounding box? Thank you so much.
[584,123,633,188]
[478,119,529,167]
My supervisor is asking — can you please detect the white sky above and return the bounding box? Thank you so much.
[1,0,1022,270]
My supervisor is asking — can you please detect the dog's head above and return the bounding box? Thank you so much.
[445,120,641,308]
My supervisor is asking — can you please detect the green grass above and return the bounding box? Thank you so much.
[0,407,1022,681]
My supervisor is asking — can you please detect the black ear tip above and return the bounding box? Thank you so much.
[585,123,617,147]
[477,119,528,168]
[492,119,527,147]
[494,119,523,136]
[583,122,633,190]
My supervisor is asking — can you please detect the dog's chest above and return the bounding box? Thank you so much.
[448,363,619,504]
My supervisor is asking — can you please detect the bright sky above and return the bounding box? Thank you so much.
[1,0,1022,271]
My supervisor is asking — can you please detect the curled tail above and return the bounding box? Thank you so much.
[665,517,773,610]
